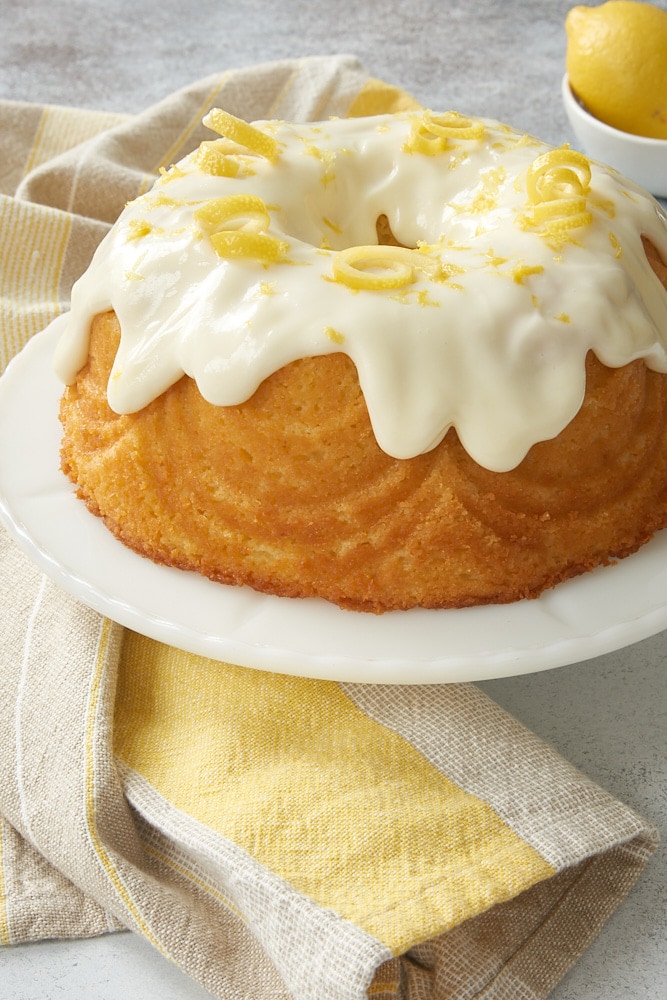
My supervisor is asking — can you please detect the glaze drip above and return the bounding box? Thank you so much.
[54,110,667,471]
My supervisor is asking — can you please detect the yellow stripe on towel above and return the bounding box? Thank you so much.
[87,620,166,954]
[114,634,555,955]
[0,197,71,367]
[346,78,422,118]
[22,105,130,177]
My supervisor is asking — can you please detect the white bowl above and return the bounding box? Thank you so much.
[562,74,667,199]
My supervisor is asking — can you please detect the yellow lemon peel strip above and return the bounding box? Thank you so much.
[209,231,289,262]
[333,246,425,290]
[194,194,271,234]
[203,108,279,162]
[195,194,287,263]
[405,110,485,156]
[523,147,593,239]
[195,141,242,177]
[530,197,588,223]
[526,147,591,203]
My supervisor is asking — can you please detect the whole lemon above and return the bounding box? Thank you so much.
[566,1,667,139]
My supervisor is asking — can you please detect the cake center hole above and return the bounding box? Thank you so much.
[375,214,413,249]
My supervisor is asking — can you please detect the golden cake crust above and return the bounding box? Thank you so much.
[60,275,667,614]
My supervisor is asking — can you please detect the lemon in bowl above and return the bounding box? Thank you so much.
[563,1,667,198]
[562,75,667,197]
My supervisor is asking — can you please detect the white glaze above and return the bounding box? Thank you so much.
[53,111,667,471]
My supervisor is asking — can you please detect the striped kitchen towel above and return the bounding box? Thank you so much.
[0,55,659,1000]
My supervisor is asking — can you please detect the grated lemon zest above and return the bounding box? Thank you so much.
[512,264,545,284]
[417,289,441,307]
[323,216,342,234]
[325,326,345,344]
[158,164,186,184]
[458,167,507,215]
[415,246,466,283]
[144,192,185,209]
[486,250,509,267]
[591,195,616,218]
[209,231,289,262]
[303,143,325,159]
[127,219,153,241]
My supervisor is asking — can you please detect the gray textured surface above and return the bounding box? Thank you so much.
[3,0,574,144]
[0,1,666,998]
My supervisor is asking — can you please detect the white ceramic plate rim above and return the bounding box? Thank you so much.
[2,316,667,684]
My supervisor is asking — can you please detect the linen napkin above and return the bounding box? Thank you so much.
[0,55,659,1000]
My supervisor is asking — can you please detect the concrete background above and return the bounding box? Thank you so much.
[0,2,665,998]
